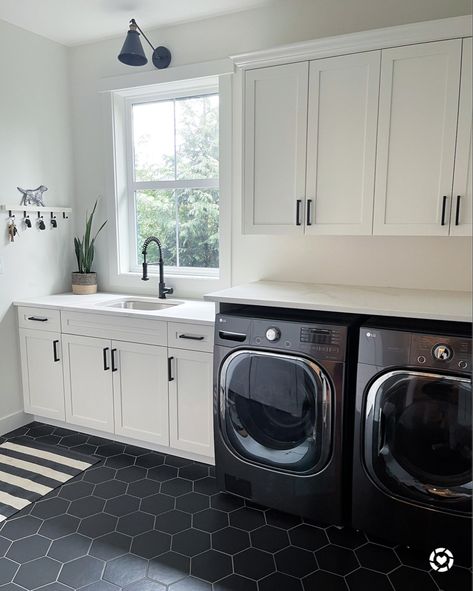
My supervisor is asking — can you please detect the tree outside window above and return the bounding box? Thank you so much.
[131,93,219,272]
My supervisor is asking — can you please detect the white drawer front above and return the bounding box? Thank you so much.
[61,311,167,346]
[168,322,214,353]
[18,307,61,333]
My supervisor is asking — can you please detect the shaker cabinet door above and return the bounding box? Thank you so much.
[451,37,472,236]
[306,51,380,235]
[20,329,65,420]
[373,40,462,235]
[243,62,309,234]
[112,341,169,446]
[62,334,114,433]
[168,348,214,459]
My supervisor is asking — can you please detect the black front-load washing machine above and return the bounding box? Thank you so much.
[213,309,358,525]
[352,319,472,562]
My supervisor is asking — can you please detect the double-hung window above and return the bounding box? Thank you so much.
[125,82,219,277]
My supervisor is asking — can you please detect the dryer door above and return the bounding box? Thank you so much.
[364,370,472,513]
[219,350,332,474]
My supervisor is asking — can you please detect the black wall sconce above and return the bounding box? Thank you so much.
[118,19,171,69]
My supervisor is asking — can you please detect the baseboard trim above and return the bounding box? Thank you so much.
[33,416,215,466]
[0,411,33,437]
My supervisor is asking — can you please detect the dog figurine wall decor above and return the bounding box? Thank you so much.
[17,185,48,207]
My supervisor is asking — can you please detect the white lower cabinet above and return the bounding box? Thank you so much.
[19,307,215,461]
[19,328,65,420]
[168,348,214,458]
[112,340,169,446]
[62,334,115,433]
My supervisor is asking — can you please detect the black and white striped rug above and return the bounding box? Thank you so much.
[0,438,99,523]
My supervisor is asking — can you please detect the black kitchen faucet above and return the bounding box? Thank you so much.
[141,236,174,299]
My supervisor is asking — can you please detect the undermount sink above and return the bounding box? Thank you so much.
[101,298,183,311]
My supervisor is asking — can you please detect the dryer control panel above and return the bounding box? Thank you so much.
[411,334,471,372]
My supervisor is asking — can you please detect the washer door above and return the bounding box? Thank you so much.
[219,350,332,474]
[364,370,472,513]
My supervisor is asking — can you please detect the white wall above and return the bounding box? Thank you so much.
[0,20,73,433]
[69,0,472,296]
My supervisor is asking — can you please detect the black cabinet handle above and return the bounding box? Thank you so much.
[296,199,302,226]
[178,334,205,341]
[103,347,110,371]
[52,340,60,362]
[111,349,117,372]
[441,195,448,226]
[168,357,174,382]
[455,195,461,226]
[28,316,48,322]
[306,199,313,226]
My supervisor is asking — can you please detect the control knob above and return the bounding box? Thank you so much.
[432,344,453,361]
[265,327,281,342]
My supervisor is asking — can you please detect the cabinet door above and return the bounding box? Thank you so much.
[451,37,472,236]
[306,51,380,235]
[373,40,462,235]
[19,329,65,420]
[168,348,214,458]
[112,341,169,446]
[243,62,308,234]
[62,334,114,433]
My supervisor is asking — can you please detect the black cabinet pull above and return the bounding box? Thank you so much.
[178,334,205,341]
[306,199,313,226]
[52,340,60,362]
[103,347,110,371]
[28,316,48,322]
[111,349,117,372]
[455,195,461,226]
[168,357,174,382]
[296,199,302,226]
[441,195,448,226]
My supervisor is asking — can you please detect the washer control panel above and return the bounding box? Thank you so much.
[411,334,471,372]
[250,319,347,361]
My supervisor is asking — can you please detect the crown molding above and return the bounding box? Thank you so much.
[231,16,472,69]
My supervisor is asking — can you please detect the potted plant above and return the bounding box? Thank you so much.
[72,199,107,295]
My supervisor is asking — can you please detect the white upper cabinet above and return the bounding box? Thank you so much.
[306,52,380,235]
[451,38,472,236]
[373,40,462,235]
[243,62,309,234]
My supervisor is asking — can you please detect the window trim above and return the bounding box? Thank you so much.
[124,82,220,277]
[104,72,232,298]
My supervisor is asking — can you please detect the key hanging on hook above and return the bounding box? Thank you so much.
[50,212,57,228]
[24,211,31,228]
[8,217,18,242]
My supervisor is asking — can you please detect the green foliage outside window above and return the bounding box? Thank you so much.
[133,94,219,269]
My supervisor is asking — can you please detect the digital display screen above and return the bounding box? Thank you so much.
[300,328,332,344]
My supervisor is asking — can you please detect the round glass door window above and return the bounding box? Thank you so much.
[364,370,472,513]
[219,350,332,474]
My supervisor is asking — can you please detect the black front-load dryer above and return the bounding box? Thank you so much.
[352,320,472,562]
[213,311,357,525]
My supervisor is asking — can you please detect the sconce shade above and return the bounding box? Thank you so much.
[118,29,148,66]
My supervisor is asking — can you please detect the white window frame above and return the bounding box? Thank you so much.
[104,72,232,298]
[124,83,220,277]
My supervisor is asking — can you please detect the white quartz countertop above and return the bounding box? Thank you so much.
[14,293,216,325]
[205,281,472,323]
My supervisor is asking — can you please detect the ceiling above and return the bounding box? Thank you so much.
[0,0,272,46]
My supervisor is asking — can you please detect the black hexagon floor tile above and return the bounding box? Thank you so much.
[191,549,233,582]
[212,526,251,555]
[251,525,290,553]
[233,547,275,580]
[0,422,467,591]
